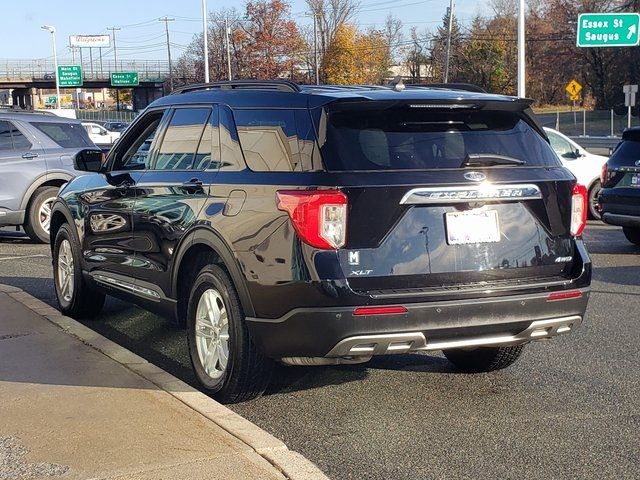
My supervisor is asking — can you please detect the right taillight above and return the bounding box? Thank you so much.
[600,162,608,186]
[570,184,588,237]
[276,190,347,249]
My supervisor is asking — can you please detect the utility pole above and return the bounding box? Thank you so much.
[517,0,526,97]
[224,18,232,81]
[443,0,454,83]
[202,0,209,83]
[313,13,319,85]
[160,17,175,91]
[107,27,121,72]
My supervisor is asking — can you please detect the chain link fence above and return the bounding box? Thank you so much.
[75,109,138,123]
[536,109,640,137]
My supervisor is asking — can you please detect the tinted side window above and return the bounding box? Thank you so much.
[218,105,244,171]
[154,108,211,170]
[32,122,91,148]
[112,111,165,171]
[0,121,13,151]
[234,109,304,172]
[10,123,31,149]
[194,107,219,170]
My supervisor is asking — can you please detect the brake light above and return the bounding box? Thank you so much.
[353,305,408,316]
[570,184,588,236]
[276,190,347,249]
[547,290,583,302]
[600,163,608,186]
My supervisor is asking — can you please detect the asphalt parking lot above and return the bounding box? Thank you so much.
[1,222,638,479]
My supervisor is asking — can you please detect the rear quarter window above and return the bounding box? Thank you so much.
[32,121,93,148]
[316,104,560,171]
[233,109,322,172]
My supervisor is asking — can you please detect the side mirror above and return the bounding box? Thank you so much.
[74,148,104,173]
[562,150,579,160]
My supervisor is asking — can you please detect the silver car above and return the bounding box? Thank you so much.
[0,112,95,242]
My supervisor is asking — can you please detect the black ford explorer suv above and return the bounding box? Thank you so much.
[599,127,640,246]
[50,81,591,403]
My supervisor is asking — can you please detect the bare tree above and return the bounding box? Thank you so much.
[306,0,359,56]
[383,14,403,64]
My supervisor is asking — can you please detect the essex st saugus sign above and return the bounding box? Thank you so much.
[577,12,640,47]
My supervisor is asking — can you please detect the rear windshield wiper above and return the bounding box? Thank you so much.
[461,153,527,167]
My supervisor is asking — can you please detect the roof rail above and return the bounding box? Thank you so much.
[171,80,301,95]
[407,83,487,93]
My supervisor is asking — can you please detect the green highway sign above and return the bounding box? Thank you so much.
[57,65,83,87]
[110,72,139,87]
[46,95,57,104]
[577,12,640,47]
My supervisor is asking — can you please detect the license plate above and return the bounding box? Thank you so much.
[631,173,640,187]
[446,209,500,245]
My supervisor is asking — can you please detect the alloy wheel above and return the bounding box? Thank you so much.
[57,239,75,302]
[195,288,230,380]
[39,197,56,233]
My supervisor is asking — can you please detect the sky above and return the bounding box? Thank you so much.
[0,0,490,62]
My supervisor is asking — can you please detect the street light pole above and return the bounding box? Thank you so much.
[225,18,232,81]
[313,13,319,85]
[517,0,526,97]
[202,0,209,83]
[41,25,61,109]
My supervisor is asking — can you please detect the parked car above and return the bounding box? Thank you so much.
[599,127,640,246]
[82,122,121,145]
[102,121,130,133]
[50,81,592,403]
[0,112,97,242]
[544,127,608,220]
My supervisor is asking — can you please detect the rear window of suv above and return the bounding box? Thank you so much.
[316,104,560,171]
[611,139,640,162]
[32,122,93,148]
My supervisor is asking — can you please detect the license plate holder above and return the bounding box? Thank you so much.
[446,209,501,245]
[631,173,640,187]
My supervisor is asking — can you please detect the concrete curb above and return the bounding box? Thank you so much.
[0,284,329,480]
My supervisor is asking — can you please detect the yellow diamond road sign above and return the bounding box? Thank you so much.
[566,79,582,96]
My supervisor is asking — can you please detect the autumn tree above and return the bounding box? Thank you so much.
[323,24,389,84]
[242,0,304,79]
[403,27,430,82]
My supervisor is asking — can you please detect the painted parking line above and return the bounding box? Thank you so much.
[0,255,47,261]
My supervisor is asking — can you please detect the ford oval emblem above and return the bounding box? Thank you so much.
[635,159,640,166]
[464,171,486,182]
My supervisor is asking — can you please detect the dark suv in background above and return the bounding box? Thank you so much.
[50,81,591,403]
[600,127,640,246]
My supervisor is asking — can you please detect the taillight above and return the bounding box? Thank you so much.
[600,163,608,186]
[547,290,583,302]
[276,190,347,249]
[570,184,588,237]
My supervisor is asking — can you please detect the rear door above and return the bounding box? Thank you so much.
[315,101,578,294]
[130,106,218,298]
[0,120,45,216]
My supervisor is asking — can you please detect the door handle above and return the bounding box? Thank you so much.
[182,178,204,191]
[22,152,38,159]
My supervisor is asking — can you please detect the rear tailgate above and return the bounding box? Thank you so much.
[314,100,580,294]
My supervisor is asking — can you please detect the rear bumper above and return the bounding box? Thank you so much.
[0,209,25,227]
[246,288,590,358]
[602,212,640,229]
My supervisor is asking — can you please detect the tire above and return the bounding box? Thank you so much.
[588,181,601,221]
[53,224,105,318]
[443,344,524,373]
[186,264,273,403]
[24,186,59,243]
[623,227,640,246]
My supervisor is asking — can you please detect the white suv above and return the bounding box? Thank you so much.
[544,127,608,219]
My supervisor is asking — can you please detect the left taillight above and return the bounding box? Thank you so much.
[570,184,588,237]
[276,190,347,249]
